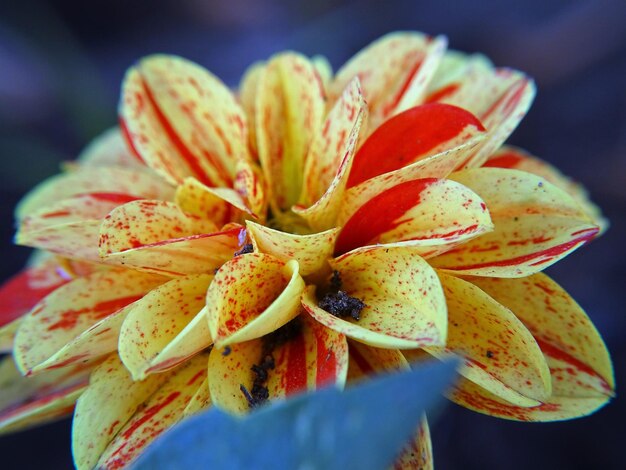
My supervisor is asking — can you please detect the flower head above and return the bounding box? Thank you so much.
[0,32,613,469]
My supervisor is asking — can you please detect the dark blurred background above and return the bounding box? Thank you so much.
[1,0,625,468]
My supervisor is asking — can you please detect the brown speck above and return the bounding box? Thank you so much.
[234,244,254,257]
[486,350,494,359]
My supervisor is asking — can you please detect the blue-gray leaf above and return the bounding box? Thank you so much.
[133,359,457,470]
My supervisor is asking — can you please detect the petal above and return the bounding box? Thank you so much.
[470,274,614,396]
[16,166,174,220]
[14,269,164,374]
[238,61,264,157]
[302,246,447,349]
[120,55,248,187]
[312,55,332,93]
[346,341,409,384]
[175,177,236,225]
[182,378,212,418]
[431,168,599,277]
[206,253,305,347]
[427,273,551,404]
[330,32,446,129]
[256,52,325,210]
[247,221,339,276]
[208,314,349,414]
[119,274,214,380]
[484,146,608,231]
[335,178,493,256]
[393,417,433,470]
[0,356,90,434]
[96,353,209,469]
[346,103,486,188]
[0,319,21,353]
[72,353,169,470]
[233,159,268,220]
[76,127,145,169]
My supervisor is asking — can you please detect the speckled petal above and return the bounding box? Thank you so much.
[234,159,268,220]
[16,166,174,220]
[96,353,209,469]
[0,356,91,435]
[335,178,493,256]
[75,127,145,169]
[208,314,349,414]
[175,177,236,225]
[393,417,433,470]
[206,253,305,347]
[247,221,339,276]
[346,103,486,189]
[72,353,170,470]
[329,32,446,130]
[119,274,214,380]
[346,341,409,384]
[238,61,264,158]
[425,273,551,404]
[14,269,164,374]
[302,246,447,349]
[470,274,614,397]
[120,55,249,187]
[484,146,608,231]
[431,168,599,277]
[256,53,325,210]
[182,377,212,417]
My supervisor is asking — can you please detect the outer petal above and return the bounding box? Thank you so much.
[335,178,493,256]
[238,61,264,158]
[120,55,248,187]
[208,314,349,414]
[256,52,325,210]
[346,341,409,384]
[119,274,214,380]
[14,269,164,374]
[247,221,339,276]
[346,103,486,188]
[206,254,305,347]
[329,32,446,129]
[16,166,174,220]
[96,353,209,469]
[393,417,433,470]
[76,127,145,169]
[72,353,170,470]
[426,273,551,404]
[470,274,614,396]
[0,356,90,434]
[431,168,599,277]
[302,246,447,349]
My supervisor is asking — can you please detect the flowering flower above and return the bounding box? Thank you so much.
[0,32,614,469]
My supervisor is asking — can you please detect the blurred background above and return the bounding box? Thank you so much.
[1,0,625,468]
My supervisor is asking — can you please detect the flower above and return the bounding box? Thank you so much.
[0,32,614,469]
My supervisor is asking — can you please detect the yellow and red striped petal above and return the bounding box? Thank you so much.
[346,341,409,384]
[233,160,268,220]
[256,53,325,210]
[76,127,145,170]
[72,353,170,470]
[14,269,164,374]
[346,103,485,188]
[247,221,339,276]
[182,378,212,417]
[238,61,264,158]
[16,167,174,220]
[0,356,91,434]
[96,353,209,469]
[484,146,607,231]
[329,32,446,130]
[394,417,433,470]
[206,253,305,347]
[312,55,332,94]
[120,55,248,187]
[470,274,614,397]
[335,178,493,256]
[118,274,214,380]
[427,273,551,404]
[303,246,447,349]
[208,314,348,414]
[431,168,599,277]
[175,177,236,225]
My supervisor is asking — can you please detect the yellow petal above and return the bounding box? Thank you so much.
[120,54,248,187]
[247,221,339,276]
[256,52,325,210]
[238,60,264,158]
[431,168,599,277]
[206,253,305,347]
[346,341,409,384]
[119,274,214,380]
[96,353,209,469]
[0,356,90,435]
[302,246,447,349]
[233,159,268,220]
[175,177,237,225]
[0,319,21,353]
[330,32,446,130]
[182,377,212,418]
[335,177,493,257]
[72,353,169,470]
[312,55,332,93]
[76,126,145,170]
[470,274,614,396]
[393,417,433,470]
[14,269,164,374]
[16,166,174,220]
[428,273,551,404]
[208,314,349,414]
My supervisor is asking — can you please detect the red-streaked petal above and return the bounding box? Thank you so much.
[76,127,145,169]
